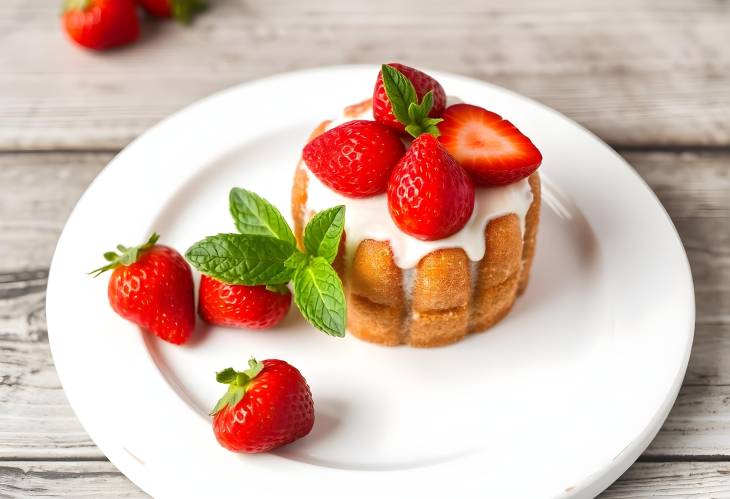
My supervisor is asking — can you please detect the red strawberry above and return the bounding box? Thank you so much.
[438,103,542,186]
[91,233,195,344]
[302,120,405,198]
[137,0,205,23]
[198,275,291,329]
[62,0,140,51]
[387,134,475,240]
[212,358,314,453]
[373,63,446,132]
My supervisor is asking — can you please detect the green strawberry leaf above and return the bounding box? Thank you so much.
[293,256,346,337]
[89,232,160,277]
[303,205,345,264]
[210,358,264,415]
[229,188,296,246]
[171,0,207,24]
[215,368,238,384]
[381,64,417,125]
[62,0,92,13]
[381,64,442,138]
[185,234,296,286]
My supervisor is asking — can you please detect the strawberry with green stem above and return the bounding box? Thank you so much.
[62,0,140,51]
[373,63,446,137]
[211,357,314,453]
[91,233,196,344]
[186,188,347,337]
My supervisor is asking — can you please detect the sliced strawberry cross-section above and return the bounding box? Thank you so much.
[438,103,542,186]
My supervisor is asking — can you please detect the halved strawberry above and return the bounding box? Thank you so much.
[438,104,542,186]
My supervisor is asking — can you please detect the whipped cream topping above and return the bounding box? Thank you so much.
[302,100,533,269]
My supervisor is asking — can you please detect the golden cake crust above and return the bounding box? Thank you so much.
[292,101,541,347]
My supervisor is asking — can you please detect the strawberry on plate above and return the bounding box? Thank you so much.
[198,275,291,329]
[62,0,140,50]
[302,120,405,198]
[388,133,475,241]
[91,233,195,344]
[373,63,446,134]
[212,358,314,453]
[438,103,542,186]
[137,0,206,23]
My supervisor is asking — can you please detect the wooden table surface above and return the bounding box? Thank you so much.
[1,0,729,496]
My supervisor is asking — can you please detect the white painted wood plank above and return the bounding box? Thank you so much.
[1,0,729,149]
[0,461,145,498]
[601,462,730,498]
[1,460,729,498]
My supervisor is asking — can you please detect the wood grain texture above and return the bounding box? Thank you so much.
[1,460,730,498]
[1,0,729,150]
[0,153,109,273]
[601,462,730,498]
[0,461,145,498]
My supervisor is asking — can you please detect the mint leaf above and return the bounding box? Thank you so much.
[229,188,296,246]
[293,257,346,337]
[303,205,345,264]
[185,234,296,285]
[381,64,417,125]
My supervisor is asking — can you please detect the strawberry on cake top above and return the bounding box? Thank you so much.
[292,63,542,347]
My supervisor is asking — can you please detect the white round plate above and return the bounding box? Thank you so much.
[47,66,694,499]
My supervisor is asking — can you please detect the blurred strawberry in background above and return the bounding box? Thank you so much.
[62,0,140,50]
[62,0,206,51]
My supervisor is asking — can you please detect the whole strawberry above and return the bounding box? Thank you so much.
[438,103,542,186]
[62,0,140,51]
[198,275,291,329]
[373,63,446,133]
[91,233,195,344]
[302,120,405,198]
[388,134,475,240]
[137,0,206,23]
[212,358,314,453]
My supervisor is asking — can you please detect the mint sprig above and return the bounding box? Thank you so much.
[186,188,347,337]
[381,64,443,138]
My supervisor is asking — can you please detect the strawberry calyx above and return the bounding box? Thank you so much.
[380,64,443,139]
[62,0,92,13]
[211,358,264,415]
[170,0,207,24]
[89,232,160,277]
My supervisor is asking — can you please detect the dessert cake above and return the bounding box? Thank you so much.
[292,64,542,347]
